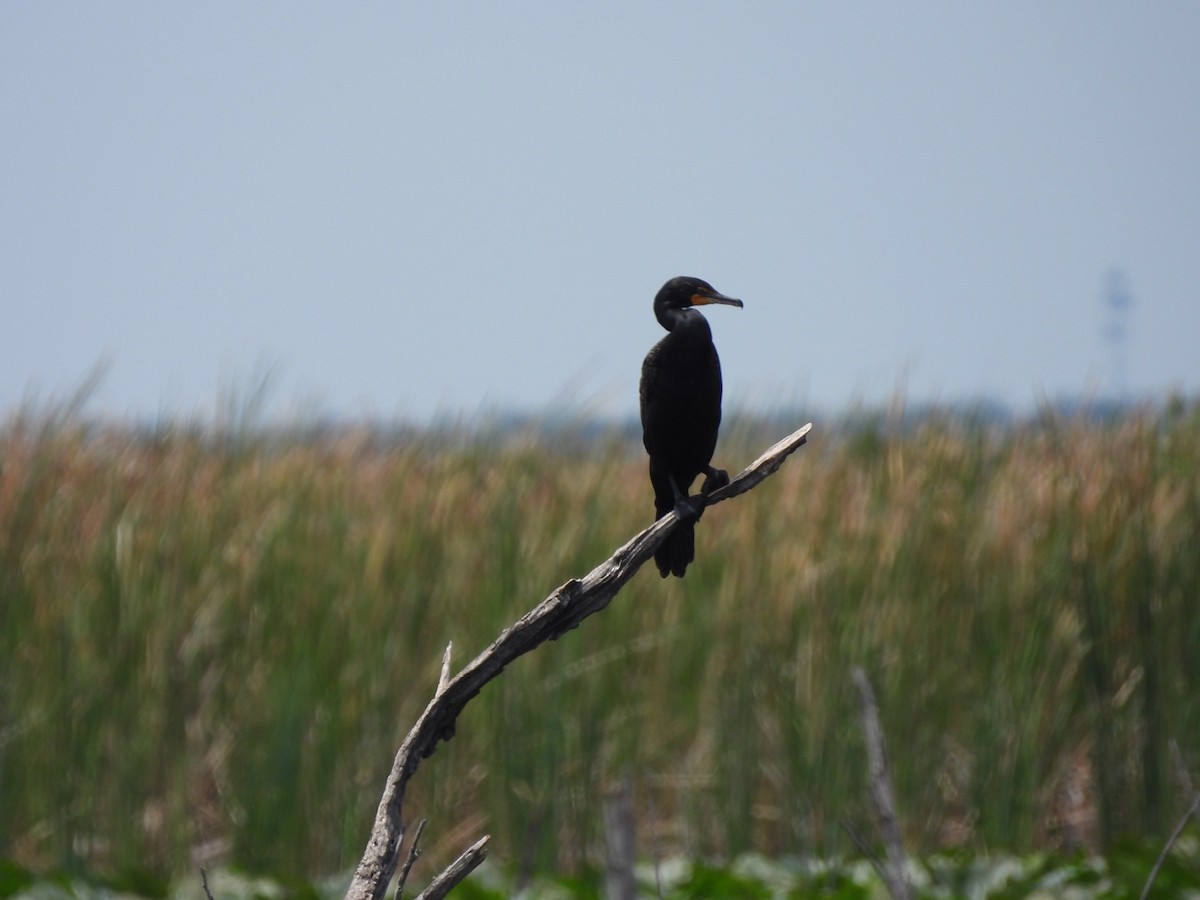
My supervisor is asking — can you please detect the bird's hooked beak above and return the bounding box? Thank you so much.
[691,289,744,309]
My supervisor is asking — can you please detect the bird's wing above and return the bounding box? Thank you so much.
[639,343,661,428]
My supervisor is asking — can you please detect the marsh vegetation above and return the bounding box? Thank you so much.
[2,400,1198,895]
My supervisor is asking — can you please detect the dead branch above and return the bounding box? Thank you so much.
[852,667,913,900]
[344,422,812,900]
[838,819,888,886]
[603,777,637,900]
[1139,790,1200,900]
[393,818,427,899]
[412,835,490,900]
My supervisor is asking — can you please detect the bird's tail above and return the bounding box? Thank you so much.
[655,519,694,578]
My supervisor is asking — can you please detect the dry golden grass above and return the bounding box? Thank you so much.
[1,401,1197,879]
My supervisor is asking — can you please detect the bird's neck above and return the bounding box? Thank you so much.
[658,307,709,335]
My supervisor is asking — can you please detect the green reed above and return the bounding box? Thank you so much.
[1,400,1197,883]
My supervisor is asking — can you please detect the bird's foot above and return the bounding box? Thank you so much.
[700,466,730,495]
[668,474,706,521]
[672,494,705,522]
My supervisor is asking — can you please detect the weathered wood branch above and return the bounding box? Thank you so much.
[392,818,427,899]
[852,667,913,900]
[345,422,813,900]
[412,835,490,900]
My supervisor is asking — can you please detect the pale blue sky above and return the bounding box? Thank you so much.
[3,4,1198,423]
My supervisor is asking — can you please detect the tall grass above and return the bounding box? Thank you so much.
[1,401,1198,882]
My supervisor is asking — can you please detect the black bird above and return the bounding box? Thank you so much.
[639,276,743,578]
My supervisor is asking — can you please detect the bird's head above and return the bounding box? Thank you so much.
[653,276,743,327]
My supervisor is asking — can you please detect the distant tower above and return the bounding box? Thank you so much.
[1103,270,1132,401]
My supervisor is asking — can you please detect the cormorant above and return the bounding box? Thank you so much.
[639,276,743,578]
